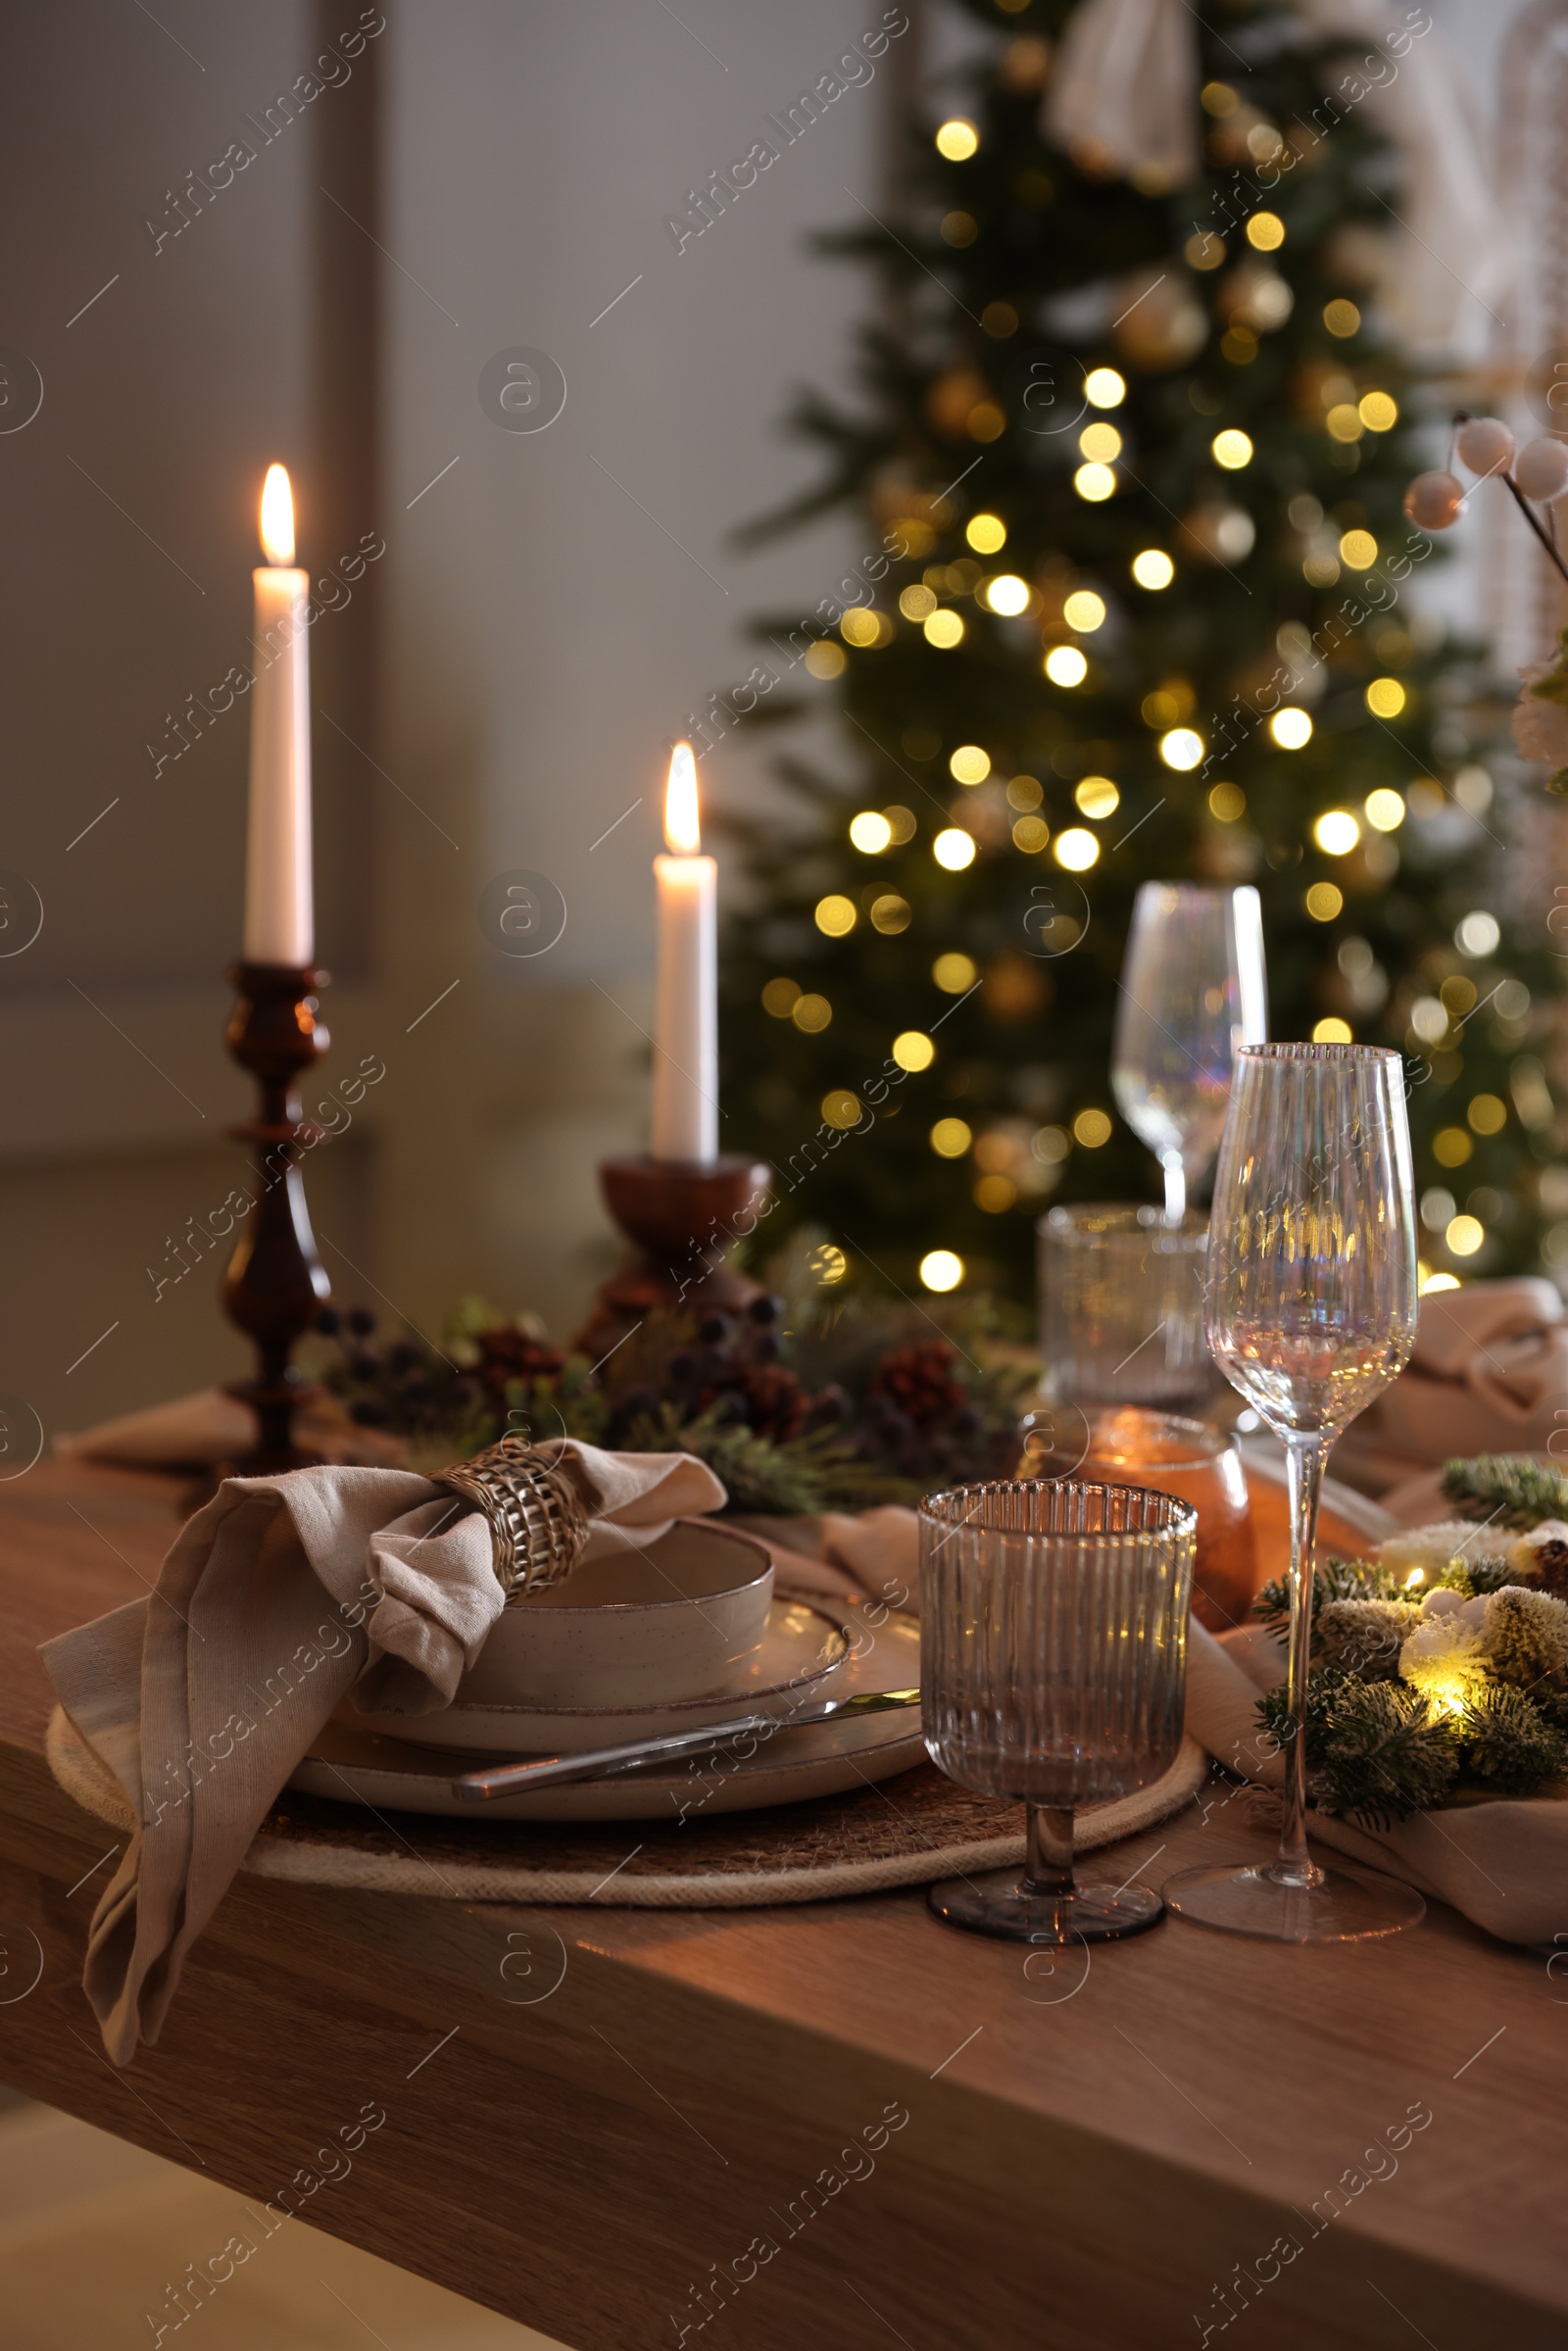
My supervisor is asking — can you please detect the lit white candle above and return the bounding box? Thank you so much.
[243,463,314,964]
[651,741,717,1163]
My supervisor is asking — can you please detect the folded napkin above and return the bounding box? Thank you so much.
[1185,1619,1568,1945]
[41,1443,725,2066]
[763,1507,921,1614]
[54,1386,403,1469]
[1345,1279,1568,1489]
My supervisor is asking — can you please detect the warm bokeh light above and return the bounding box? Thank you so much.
[900,583,937,621]
[1085,367,1126,408]
[1305,881,1344,921]
[950,744,991,784]
[1468,1091,1506,1134]
[1011,814,1050,852]
[761,977,800,1018]
[1073,462,1116,502]
[1054,826,1100,870]
[822,1091,862,1131]
[934,827,976,870]
[924,610,965,648]
[809,1243,848,1286]
[870,893,911,933]
[841,607,884,648]
[984,572,1031,615]
[1159,727,1204,770]
[1246,211,1285,250]
[850,809,894,853]
[1326,403,1363,444]
[792,992,832,1032]
[1366,676,1406,717]
[1446,1214,1485,1257]
[935,118,979,160]
[1063,590,1106,632]
[1312,1016,1352,1044]
[1456,910,1501,957]
[1323,298,1360,337]
[1072,1107,1112,1147]
[1208,782,1246,821]
[929,1116,972,1157]
[805,639,847,677]
[1045,645,1089,686]
[814,894,857,936]
[965,512,1006,553]
[260,463,296,564]
[1132,549,1174,589]
[1079,421,1122,463]
[1339,528,1378,568]
[1421,1268,1460,1295]
[663,741,701,852]
[933,952,977,992]
[892,1030,935,1072]
[919,1249,965,1292]
[1313,808,1360,856]
[974,1174,1016,1212]
[1269,709,1313,749]
[1211,429,1253,469]
[1075,776,1119,818]
[1365,787,1405,831]
[1359,390,1398,432]
[1433,1125,1473,1167]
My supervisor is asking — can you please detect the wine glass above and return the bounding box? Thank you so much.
[921,1480,1196,1944]
[1111,884,1267,1220]
[1163,1043,1424,1943]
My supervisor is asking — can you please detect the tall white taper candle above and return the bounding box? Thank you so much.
[651,741,717,1162]
[243,464,314,964]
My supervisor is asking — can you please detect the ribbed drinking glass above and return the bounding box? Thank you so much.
[920,1481,1195,1944]
[1164,1042,1424,1943]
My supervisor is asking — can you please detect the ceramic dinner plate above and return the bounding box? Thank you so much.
[346,1596,854,1754]
[290,1609,925,1821]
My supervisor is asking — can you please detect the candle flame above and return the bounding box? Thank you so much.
[259,464,296,565]
[663,741,701,855]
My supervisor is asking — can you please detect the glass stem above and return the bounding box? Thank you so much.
[1023,1805,1075,1899]
[1280,1433,1328,1888]
[1161,1152,1186,1222]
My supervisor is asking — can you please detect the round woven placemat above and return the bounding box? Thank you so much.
[46,1706,1205,1907]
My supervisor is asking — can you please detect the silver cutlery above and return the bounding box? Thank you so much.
[450,1686,921,1801]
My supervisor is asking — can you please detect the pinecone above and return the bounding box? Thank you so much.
[474,1323,564,1406]
[870,1341,967,1432]
[698,1361,809,1443]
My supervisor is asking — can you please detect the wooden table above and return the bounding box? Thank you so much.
[2,1460,1564,2350]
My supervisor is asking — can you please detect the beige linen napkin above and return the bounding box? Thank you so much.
[1348,1278,1568,1480]
[41,1442,725,2066]
[54,1386,402,1468]
[1185,1619,1568,1946]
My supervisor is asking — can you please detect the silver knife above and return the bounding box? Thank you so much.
[450,1687,922,1802]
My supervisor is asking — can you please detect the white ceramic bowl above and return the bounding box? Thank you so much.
[454,1519,775,1710]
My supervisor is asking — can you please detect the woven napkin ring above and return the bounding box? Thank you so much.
[434,1438,591,1600]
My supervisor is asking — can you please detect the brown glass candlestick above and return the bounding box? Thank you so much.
[221,961,332,1470]
[577,1153,772,1360]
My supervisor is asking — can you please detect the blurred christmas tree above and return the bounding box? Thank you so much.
[718,0,1564,1302]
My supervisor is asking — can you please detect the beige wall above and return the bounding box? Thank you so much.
[0,0,880,1437]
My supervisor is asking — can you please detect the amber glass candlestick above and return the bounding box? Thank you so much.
[577,1153,771,1360]
[221,961,332,1470]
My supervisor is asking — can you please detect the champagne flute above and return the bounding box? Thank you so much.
[1164,1043,1424,1942]
[1111,884,1267,1220]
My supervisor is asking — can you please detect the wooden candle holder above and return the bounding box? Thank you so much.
[221,961,332,1471]
[578,1153,772,1360]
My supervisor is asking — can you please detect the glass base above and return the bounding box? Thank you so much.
[928,1868,1164,1944]
[1163,1858,1426,1944]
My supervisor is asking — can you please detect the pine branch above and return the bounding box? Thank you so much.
[1442,1456,1568,1531]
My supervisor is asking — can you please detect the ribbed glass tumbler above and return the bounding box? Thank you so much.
[920,1481,1196,1944]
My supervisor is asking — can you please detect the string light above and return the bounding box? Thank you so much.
[1364,788,1404,830]
[984,573,1031,614]
[1063,590,1106,632]
[849,810,893,852]
[1270,709,1312,749]
[1045,645,1088,686]
[1085,367,1126,408]
[1159,727,1204,770]
[949,745,991,784]
[1054,827,1099,870]
[1313,809,1359,855]
[934,828,976,870]
[966,513,1006,553]
[1132,549,1174,588]
[919,1249,965,1293]
[1073,462,1116,502]
[893,1031,935,1071]
[924,610,964,648]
